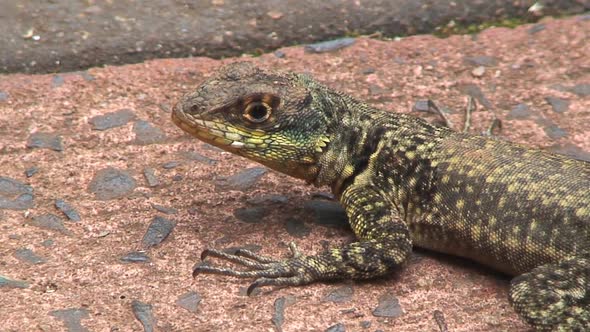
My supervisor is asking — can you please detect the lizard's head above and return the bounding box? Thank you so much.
[172,62,333,182]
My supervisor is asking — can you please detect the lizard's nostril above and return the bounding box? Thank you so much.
[190,104,200,114]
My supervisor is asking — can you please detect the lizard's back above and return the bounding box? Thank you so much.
[410,133,590,276]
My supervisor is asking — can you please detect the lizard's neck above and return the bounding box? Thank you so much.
[313,98,450,196]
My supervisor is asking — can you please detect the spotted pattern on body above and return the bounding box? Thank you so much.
[173,62,590,331]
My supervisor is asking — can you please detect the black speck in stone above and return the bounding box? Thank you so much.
[25,166,39,177]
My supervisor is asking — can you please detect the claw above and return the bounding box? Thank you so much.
[201,249,212,260]
[246,281,259,296]
[192,262,208,278]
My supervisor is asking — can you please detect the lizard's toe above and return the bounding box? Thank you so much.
[247,275,313,296]
[193,244,328,292]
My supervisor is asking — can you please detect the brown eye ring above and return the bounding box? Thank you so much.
[244,101,272,123]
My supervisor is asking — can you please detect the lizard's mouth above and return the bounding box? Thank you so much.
[171,103,248,151]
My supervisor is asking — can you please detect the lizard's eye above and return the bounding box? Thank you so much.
[244,102,272,123]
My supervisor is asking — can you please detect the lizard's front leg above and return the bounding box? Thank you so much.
[193,184,412,294]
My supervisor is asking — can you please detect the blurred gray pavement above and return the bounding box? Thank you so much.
[1,0,588,74]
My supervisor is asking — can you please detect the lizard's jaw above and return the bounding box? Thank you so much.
[172,104,245,151]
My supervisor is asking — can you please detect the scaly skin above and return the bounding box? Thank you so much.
[172,62,590,331]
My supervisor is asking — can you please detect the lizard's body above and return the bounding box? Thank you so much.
[172,62,590,331]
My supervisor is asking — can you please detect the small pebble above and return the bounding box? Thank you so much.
[325,323,346,332]
[507,103,532,120]
[304,38,355,53]
[26,132,63,151]
[89,109,136,131]
[463,55,498,67]
[569,83,590,97]
[180,151,217,165]
[0,176,34,210]
[272,296,288,331]
[121,251,150,263]
[0,274,29,288]
[133,120,166,145]
[78,71,95,81]
[528,23,546,34]
[49,308,89,332]
[51,75,65,88]
[30,214,71,235]
[131,300,156,332]
[88,167,136,200]
[322,285,354,303]
[234,207,269,223]
[141,216,175,249]
[544,124,568,139]
[14,248,46,264]
[55,199,81,221]
[471,66,485,77]
[41,239,54,247]
[176,291,202,313]
[372,293,403,318]
[143,168,160,187]
[162,161,180,169]
[412,100,431,113]
[458,84,493,109]
[545,97,569,113]
[151,204,177,215]
[215,167,267,191]
[246,194,288,205]
[25,166,39,178]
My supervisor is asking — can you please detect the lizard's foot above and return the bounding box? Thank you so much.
[193,242,318,295]
[509,256,590,331]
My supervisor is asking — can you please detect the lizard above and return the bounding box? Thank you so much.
[171,62,590,331]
